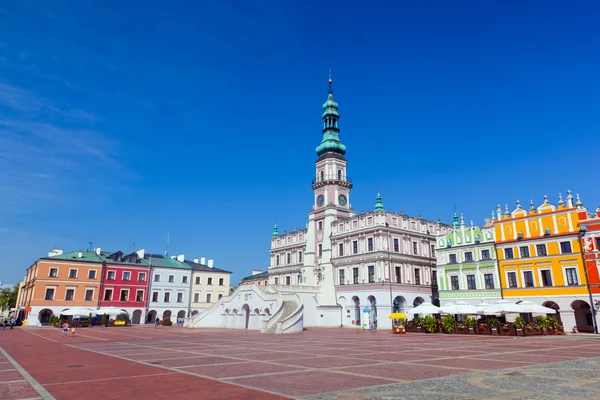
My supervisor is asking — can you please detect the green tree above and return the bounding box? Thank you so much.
[0,284,18,312]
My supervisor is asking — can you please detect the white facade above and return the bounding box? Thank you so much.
[148,264,192,322]
[186,83,448,332]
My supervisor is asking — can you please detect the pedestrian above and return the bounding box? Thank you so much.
[155,316,160,329]
[62,322,69,337]
[71,326,76,337]
[1,318,6,330]
[9,317,15,330]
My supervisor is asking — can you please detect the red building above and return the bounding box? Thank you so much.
[579,207,600,332]
[99,250,150,324]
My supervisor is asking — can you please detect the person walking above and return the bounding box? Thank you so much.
[9,317,15,329]
[154,316,160,329]
[2,318,6,330]
[62,322,69,337]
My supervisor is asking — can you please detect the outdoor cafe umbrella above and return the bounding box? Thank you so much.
[481,300,523,314]
[60,307,96,316]
[95,307,127,316]
[516,301,557,314]
[440,301,479,315]
[407,302,441,315]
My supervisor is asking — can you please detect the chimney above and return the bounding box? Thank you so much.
[193,258,199,263]
[47,248,63,257]
[208,259,214,268]
[170,255,176,259]
[135,248,145,259]
[176,254,185,262]
[77,252,83,258]
[95,247,102,256]
[200,257,206,265]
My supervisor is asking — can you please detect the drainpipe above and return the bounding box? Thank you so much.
[579,227,598,334]
[98,261,107,310]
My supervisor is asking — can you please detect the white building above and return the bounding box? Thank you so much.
[147,254,192,323]
[186,78,449,332]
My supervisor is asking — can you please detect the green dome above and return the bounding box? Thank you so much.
[316,91,347,157]
[316,139,347,156]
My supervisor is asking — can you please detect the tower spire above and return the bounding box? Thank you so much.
[316,73,347,157]
[272,224,278,238]
[375,191,385,212]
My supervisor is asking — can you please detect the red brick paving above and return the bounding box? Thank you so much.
[0,370,26,383]
[409,357,535,371]
[3,326,600,399]
[231,370,393,397]
[180,361,305,379]
[0,381,40,399]
[1,329,287,400]
[339,362,467,380]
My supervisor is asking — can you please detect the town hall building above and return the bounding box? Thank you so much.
[186,77,450,331]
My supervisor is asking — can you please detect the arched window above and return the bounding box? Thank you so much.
[337,170,342,180]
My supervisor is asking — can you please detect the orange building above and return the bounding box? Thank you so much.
[494,192,595,332]
[19,249,103,326]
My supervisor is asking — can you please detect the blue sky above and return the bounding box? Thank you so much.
[1,1,599,285]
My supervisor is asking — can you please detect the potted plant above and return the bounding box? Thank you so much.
[162,317,172,326]
[464,317,476,333]
[412,316,424,332]
[50,315,59,327]
[423,315,438,333]
[442,315,456,334]
[546,316,559,334]
[514,316,525,336]
[488,317,499,334]
[535,316,548,335]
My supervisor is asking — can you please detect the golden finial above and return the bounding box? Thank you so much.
[328,69,332,84]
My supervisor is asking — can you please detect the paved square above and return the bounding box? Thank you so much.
[2,326,600,399]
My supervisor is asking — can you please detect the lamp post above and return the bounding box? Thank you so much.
[579,227,598,334]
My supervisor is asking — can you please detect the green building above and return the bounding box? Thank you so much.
[434,212,501,306]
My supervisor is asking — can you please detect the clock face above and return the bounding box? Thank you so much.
[338,194,347,206]
[317,195,325,207]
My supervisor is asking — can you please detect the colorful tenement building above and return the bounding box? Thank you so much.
[493,192,593,332]
[435,213,501,306]
[241,270,270,286]
[16,248,230,326]
[579,206,600,326]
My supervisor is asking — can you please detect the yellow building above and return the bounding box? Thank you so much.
[494,191,593,332]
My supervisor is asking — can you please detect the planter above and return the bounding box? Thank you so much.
[392,326,406,334]
[468,328,474,334]
[515,328,525,336]
[491,328,498,335]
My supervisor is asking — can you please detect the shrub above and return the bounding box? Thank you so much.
[50,315,59,326]
[442,315,456,333]
[535,316,548,329]
[423,315,438,333]
[464,317,476,329]
[412,316,423,327]
[546,316,559,329]
[514,316,525,329]
[398,318,407,327]
[487,318,499,329]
